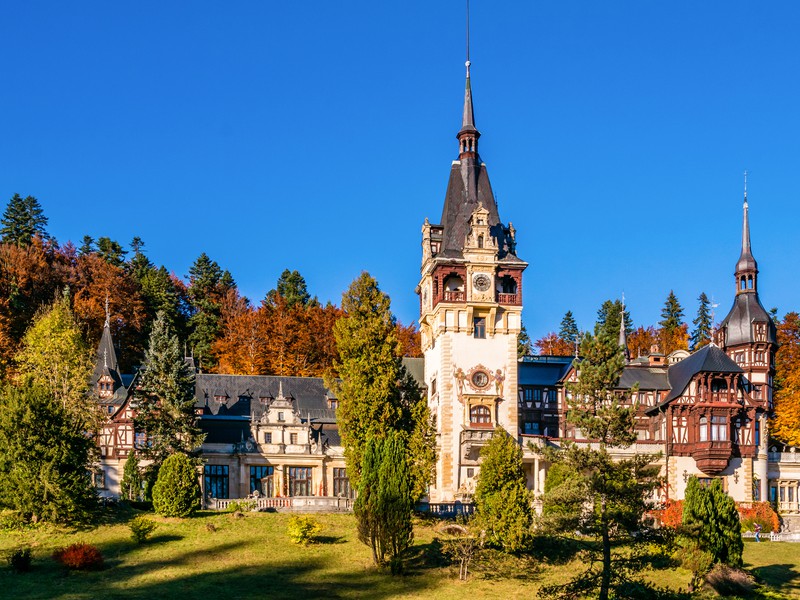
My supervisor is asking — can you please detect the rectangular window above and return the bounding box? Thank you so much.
[328,398,339,409]
[711,416,727,441]
[263,432,272,444]
[431,378,437,395]
[278,412,285,422]
[771,486,778,504]
[473,317,486,339]
[466,468,474,478]
[780,486,786,502]
[523,422,540,435]
[699,416,708,442]
[287,467,312,497]
[204,465,229,499]
[250,465,274,497]
[290,433,298,445]
[533,389,542,402]
[333,467,354,498]
[523,388,533,401]
[134,432,147,448]
[755,419,761,447]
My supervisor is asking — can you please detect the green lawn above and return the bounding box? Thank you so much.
[0,510,795,599]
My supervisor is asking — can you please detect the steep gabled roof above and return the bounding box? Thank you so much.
[664,344,743,404]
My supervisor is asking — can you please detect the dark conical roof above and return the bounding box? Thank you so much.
[92,320,122,389]
[719,293,777,346]
[459,68,477,135]
[736,199,758,273]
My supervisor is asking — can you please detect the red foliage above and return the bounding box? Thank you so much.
[53,543,104,570]
[652,499,684,529]
[737,502,781,533]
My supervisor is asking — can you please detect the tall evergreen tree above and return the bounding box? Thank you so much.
[537,331,661,600]
[691,292,713,351]
[268,269,311,308]
[559,310,580,345]
[120,452,143,502]
[517,322,533,357]
[682,477,743,568]
[474,426,532,553]
[95,237,127,267]
[332,272,434,500]
[187,253,233,368]
[595,299,632,339]
[0,194,50,246]
[659,290,688,354]
[133,311,203,467]
[0,384,98,524]
[79,235,96,255]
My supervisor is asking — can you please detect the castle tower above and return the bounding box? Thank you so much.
[715,184,777,501]
[418,57,527,502]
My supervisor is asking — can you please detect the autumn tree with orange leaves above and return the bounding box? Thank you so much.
[772,312,800,446]
[534,332,574,356]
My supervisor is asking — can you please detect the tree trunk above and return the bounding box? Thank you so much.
[600,493,611,600]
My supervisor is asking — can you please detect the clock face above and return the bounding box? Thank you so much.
[473,274,491,292]
[471,370,489,388]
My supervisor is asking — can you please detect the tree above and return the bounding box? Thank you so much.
[682,477,743,568]
[690,292,713,351]
[517,323,533,358]
[187,253,234,368]
[354,431,414,572]
[0,384,97,524]
[534,332,574,356]
[332,272,434,500]
[0,194,50,246]
[152,453,201,517]
[595,299,632,340]
[627,325,660,359]
[133,311,203,466]
[659,290,688,354]
[95,237,127,267]
[120,453,143,502]
[268,269,311,308]
[771,312,800,445]
[559,310,580,345]
[473,426,532,553]
[536,331,661,600]
[14,290,95,425]
[213,289,268,375]
[395,320,422,358]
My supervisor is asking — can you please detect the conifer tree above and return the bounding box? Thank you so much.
[152,452,201,517]
[187,253,233,368]
[332,272,434,500]
[355,436,383,564]
[268,269,311,308]
[682,477,743,568]
[474,426,532,553]
[120,453,143,502]
[559,310,580,345]
[0,384,98,524]
[659,290,688,354]
[96,237,127,267]
[691,292,713,350]
[595,299,632,340]
[79,235,95,255]
[517,323,533,357]
[0,193,50,246]
[134,311,203,467]
[14,290,95,425]
[537,331,661,600]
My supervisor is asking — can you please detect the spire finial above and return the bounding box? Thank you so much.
[457,0,479,157]
[744,170,748,203]
[103,347,108,369]
[104,294,110,328]
[618,294,630,361]
[465,0,471,78]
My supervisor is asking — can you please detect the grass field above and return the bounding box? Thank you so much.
[0,509,796,599]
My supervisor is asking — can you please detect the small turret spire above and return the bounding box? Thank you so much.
[735,171,758,294]
[104,294,110,328]
[457,0,479,158]
[618,294,630,362]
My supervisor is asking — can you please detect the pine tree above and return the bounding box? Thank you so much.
[332,272,434,500]
[133,311,203,466]
[0,194,50,246]
[517,323,533,357]
[0,384,98,524]
[682,477,743,568]
[79,235,95,255]
[474,426,532,553]
[14,290,95,425]
[659,290,688,354]
[537,331,661,600]
[152,452,200,517]
[355,436,383,564]
[187,253,233,368]
[268,269,311,308]
[377,431,414,573]
[96,237,127,267]
[120,453,143,502]
[559,310,580,345]
[691,292,713,351]
[595,299,632,340]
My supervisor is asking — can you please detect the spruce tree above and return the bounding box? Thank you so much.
[269,269,311,308]
[187,253,233,368]
[595,299,632,340]
[152,452,200,517]
[354,436,383,564]
[0,384,98,524]
[332,272,434,500]
[691,292,713,350]
[133,311,203,466]
[659,290,688,354]
[559,310,580,345]
[474,426,532,553]
[682,477,743,568]
[120,453,143,502]
[517,323,533,358]
[79,235,95,255]
[537,331,661,600]
[0,193,50,246]
[377,431,414,573]
[96,237,127,267]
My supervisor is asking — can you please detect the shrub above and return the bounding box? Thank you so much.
[226,500,255,513]
[0,511,26,532]
[129,515,157,543]
[652,499,684,529]
[705,564,755,597]
[738,502,780,533]
[7,548,32,573]
[287,515,323,545]
[52,543,104,570]
[152,454,200,518]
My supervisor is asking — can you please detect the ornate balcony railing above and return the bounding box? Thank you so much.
[443,290,465,302]
[496,292,520,305]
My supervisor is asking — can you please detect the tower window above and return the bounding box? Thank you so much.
[477,235,484,248]
[470,405,491,426]
[473,317,486,339]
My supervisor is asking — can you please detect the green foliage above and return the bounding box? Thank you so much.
[120,454,143,502]
[0,384,97,524]
[559,310,580,345]
[659,290,685,332]
[270,269,312,308]
[129,515,157,543]
[187,253,233,368]
[151,453,200,518]
[332,272,434,500]
[287,515,323,545]
[225,500,256,513]
[52,543,104,570]
[682,477,743,569]
[354,431,414,572]
[517,323,533,358]
[14,290,95,426]
[95,237,127,267]
[595,299,632,339]
[537,331,662,600]
[474,427,532,554]
[0,194,49,246]
[134,311,203,465]
[7,548,33,573]
[691,292,713,350]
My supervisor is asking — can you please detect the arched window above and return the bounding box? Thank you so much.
[711,378,728,393]
[470,405,491,426]
[740,277,746,290]
[699,416,708,442]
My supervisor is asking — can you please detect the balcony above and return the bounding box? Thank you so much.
[443,290,465,302]
[693,440,732,475]
[496,292,520,305]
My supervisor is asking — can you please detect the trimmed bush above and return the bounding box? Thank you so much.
[152,454,200,518]
[7,548,32,573]
[287,515,323,545]
[129,515,157,543]
[53,543,104,570]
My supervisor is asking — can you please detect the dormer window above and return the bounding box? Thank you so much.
[278,411,285,422]
[328,399,338,409]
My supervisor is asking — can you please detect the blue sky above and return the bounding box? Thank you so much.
[2,1,799,341]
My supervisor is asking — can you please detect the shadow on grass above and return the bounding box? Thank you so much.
[314,535,346,545]
[529,535,585,565]
[751,562,800,592]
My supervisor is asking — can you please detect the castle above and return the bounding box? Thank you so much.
[92,55,800,527]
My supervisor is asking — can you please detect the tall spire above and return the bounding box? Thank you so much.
[618,294,630,362]
[457,0,479,159]
[735,171,758,294]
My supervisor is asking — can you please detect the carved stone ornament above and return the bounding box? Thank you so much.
[467,364,492,392]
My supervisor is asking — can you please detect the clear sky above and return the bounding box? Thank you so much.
[2,1,799,342]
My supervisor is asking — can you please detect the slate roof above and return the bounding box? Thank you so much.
[618,366,670,391]
[719,293,777,346]
[519,357,573,386]
[662,344,743,404]
[92,322,123,390]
